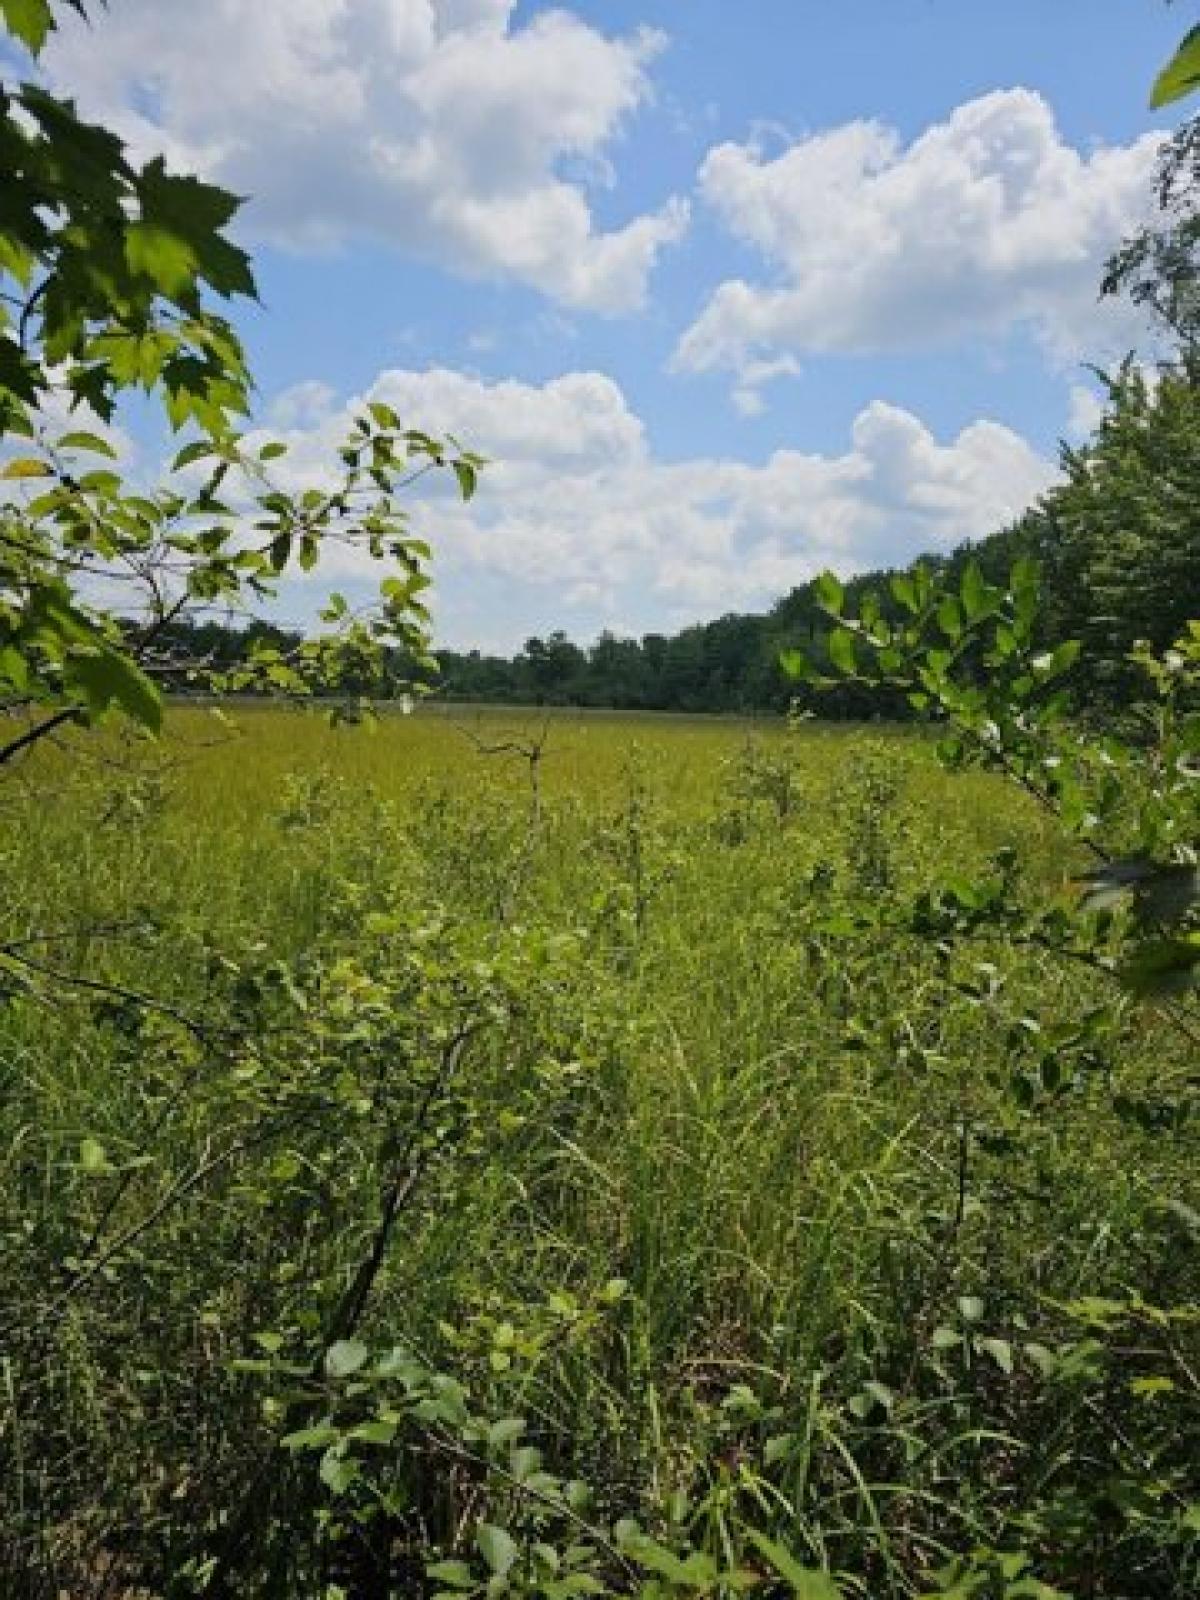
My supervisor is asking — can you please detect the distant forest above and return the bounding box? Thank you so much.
[159,360,1200,718]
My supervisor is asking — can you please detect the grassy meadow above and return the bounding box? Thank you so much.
[1,705,1196,1596]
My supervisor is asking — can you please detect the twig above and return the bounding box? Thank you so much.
[202,1026,482,1595]
[43,1095,339,1315]
[325,1025,479,1344]
[450,717,552,920]
[0,948,226,1042]
[0,707,82,769]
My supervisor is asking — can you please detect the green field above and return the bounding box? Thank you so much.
[3,705,1195,1596]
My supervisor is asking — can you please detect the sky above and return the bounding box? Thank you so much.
[33,0,1193,651]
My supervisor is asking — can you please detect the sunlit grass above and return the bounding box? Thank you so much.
[1,703,1191,1594]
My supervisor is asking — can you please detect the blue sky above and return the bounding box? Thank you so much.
[39,0,1190,649]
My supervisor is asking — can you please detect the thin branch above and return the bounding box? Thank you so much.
[44,1095,339,1314]
[0,947,226,1042]
[202,1024,483,1597]
[0,707,82,769]
[325,1025,479,1344]
[0,920,155,955]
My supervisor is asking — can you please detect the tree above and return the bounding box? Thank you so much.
[0,0,481,766]
[583,630,643,706]
[1102,119,1200,350]
[1034,361,1200,691]
[1101,8,1200,347]
[519,630,584,702]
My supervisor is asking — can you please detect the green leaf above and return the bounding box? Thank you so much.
[1120,934,1200,999]
[958,1295,985,1324]
[1130,1375,1176,1398]
[868,1379,896,1411]
[136,160,256,300]
[367,400,401,431]
[258,441,288,461]
[487,1417,527,1447]
[351,1418,397,1445]
[2,456,52,479]
[0,0,55,53]
[1031,639,1081,680]
[79,1136,109,1174]
[426,1560,476,1589]
[814,572,844,616]
[68,645,163,731]
[936,596,963,641]
[959,561,991,621]
[319,1450,359,1495]
[1150,24,1200,108]
[476,1523,518,1578]
[1010,555,1038,594]
[779,648,816,682]
[125,224,198,297]
[510,1445,542,1482]
[57,430,118,459]
[324,1338,368,1378]
[172,439,217,471]
[745,1532,841,1597]
[453,459,477,501]
[0,643,30,693]
[978,1337,1014,1375]
[623,1535,716,1586]
[827,628,856,676]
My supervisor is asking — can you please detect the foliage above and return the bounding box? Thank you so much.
[1,4,1198,1598]
[1150,20,1200,109]
[0,0,252,437]
[788,555,1200,994]
[1103,118,1200,349]
[398,371,1200,720]
[2,699,1197,1596]
[989,362,1200,690]
[0,1,483,764]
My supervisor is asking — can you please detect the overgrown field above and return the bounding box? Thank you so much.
[1,706,1196,1597]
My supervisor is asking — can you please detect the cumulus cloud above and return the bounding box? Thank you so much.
[731,356,802,417]
[676,89,1161,381]
[256,367,1056,647]
[42,0,687,312]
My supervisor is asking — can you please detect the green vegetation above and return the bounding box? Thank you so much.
[2,693,1196,1598]
[0,0,480,763]
[1,3,1198,1597]
[421,354,1199,715]
[166,357,1197,718]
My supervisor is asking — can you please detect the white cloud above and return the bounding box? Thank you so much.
[1066,381,1107,441]
[255,367,1056,648]
[676,90,1162,381]
[731,356,801,416]
[42,0,687,313]
[267,380,338,430]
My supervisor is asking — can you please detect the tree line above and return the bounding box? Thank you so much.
[159,355,1200,718]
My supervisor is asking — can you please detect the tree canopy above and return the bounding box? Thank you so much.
[0,0,481,765]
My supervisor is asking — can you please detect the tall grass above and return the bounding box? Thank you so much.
[1,705,1194,1595]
